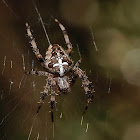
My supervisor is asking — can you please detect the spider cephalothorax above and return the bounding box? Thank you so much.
[26,19,94,122]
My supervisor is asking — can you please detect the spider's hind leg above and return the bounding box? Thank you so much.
[73,67,95,115]
[54,19,72,56]
[49,94,56,122]
[49,79,58,122]
[37,92,48,113]
[36,80,50,113]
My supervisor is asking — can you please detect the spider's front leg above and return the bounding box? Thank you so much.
[54,19,72,56]
[26,23,56,74]
[73,67,95,115]
[26,23,45,67]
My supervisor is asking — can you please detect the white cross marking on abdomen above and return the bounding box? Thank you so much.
[53,58,68,76]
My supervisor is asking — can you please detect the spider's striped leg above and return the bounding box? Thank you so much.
[26,70,49,77]
[54,19,72,55]
[45,44,53,62]
[69,59,81,85]
[26,23,45,67]
[50,93,55,122]
[37,80,50,113]
[73,67,95,115]
[74,59,82,68]
[70,70,78,86]
[37,92,48,113]
[49,79,57,122]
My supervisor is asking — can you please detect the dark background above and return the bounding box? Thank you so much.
[0,0,140,140]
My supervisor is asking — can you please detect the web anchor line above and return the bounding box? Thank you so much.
[90,26,98,52]
[32,0,52,46]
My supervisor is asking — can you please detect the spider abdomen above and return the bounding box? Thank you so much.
[45,44,73,76]
[57,76,70,92]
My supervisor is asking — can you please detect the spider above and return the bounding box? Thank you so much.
[25,19,94,122]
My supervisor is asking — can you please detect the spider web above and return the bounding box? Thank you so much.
[0,1,92,140]
[1,0,140,140]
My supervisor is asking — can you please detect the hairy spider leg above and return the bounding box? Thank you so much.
[26,70,49,76]
[74,59,82,68]
[50,94,55,122]
[73,67,94,115]
[49,80,57,122]
[45,44,53,62]
[27,69,56,122]
[26,23,56,75]
[37,79,51,113]
[54,19,72,55]
[26,23,45,66]
[69,69,78,86]
[69,59,81,86]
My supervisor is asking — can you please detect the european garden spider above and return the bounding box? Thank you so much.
[26,19,94,122]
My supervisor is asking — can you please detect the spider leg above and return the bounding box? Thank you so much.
[26,23,56,74]
[37,92,48,113]
[50,93,55,122]
[72,67,95,115]
[36,79,50,113]
[74,59,82,68]
[69,59,81,86]
[26,23,45,67]
[70,69,78,86]
[45,44,53,62]
[49,79,57,122]
[26,70,49,77]
[54,19,72,55]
